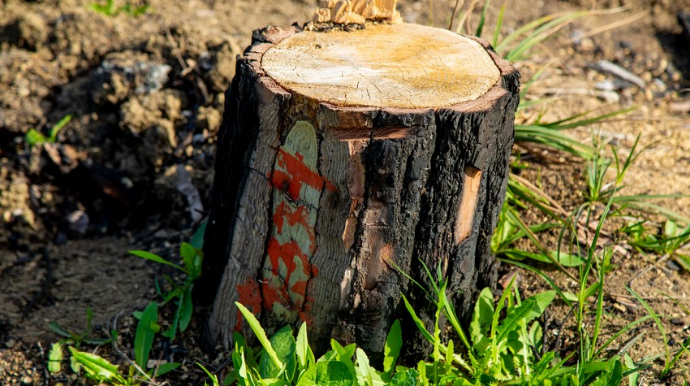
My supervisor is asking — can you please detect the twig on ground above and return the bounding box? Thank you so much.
[448,0,465,31]
[588,60,646,89]
[572,10,649,41]
[548,305,576,354]
[110,311,159,386]
[37,342,50,386]
[628,253,672,290]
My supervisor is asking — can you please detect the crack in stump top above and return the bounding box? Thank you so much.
[261,23,501,109]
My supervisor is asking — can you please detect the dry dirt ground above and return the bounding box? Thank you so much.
[1,0,690,384]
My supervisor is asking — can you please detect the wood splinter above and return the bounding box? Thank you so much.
[314,0,401,25]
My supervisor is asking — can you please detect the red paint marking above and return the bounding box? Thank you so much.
[271,149,336,200]
[235,129,335,331]
[272,202,311,235]
[235,277,262,332]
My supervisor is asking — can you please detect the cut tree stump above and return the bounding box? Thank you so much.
[198,22,519,358]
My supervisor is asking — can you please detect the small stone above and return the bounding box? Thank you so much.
[579,38,595,52]
[641,71,653,83]
[66,210,89,235]
[5,338,16,348]
[667,259,681,271]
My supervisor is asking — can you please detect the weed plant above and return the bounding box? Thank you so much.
[89,0,149,17]
[25,115,71,148]
[47,235,204,384]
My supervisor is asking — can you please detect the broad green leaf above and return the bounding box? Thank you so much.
[589,359,623,386]
[528,320,543,348]
[155,362,181,376]
[664,220,678,238]
[295,323,314,370]
[48,342,63,373]
[234,347,260,386]
[68,347,124,383]
[179,285,194,332]
[191,219,208,249]
[236,302,284,370]
[317,351,338,366]
[260,326,296,380]
[624,354,638,386]
[224,371,237,386]
[332,340,357,361]
[331,340,358,379]
[296,361,356,386]
[180,242,197,274]
[469,287,493,351]
[496,299,535,343]
[523,291,556,323]
[70,353,81,374]
[234,331,259,370]
[134,302,158,369]
[129,250,185,272]
[356,348,373,386]
[25,129,47,147]
[259,380,290,386]
[384,320,402,375]
[48,322,74,339]
[416,361,427,386]
[445,339,454,368]
[388,367,418,386]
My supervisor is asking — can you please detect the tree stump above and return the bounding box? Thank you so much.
[198,22,519,358]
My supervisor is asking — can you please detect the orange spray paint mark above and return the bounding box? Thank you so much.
[235,121,331,330]
[235,277,262,332]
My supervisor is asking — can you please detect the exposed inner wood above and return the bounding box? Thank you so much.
[454,166,482,244]
[314,0,401,25]
[262,23,501,109]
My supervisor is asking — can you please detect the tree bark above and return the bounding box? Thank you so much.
[197,22,519,359]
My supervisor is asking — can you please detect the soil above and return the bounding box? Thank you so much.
[1,0,690,385]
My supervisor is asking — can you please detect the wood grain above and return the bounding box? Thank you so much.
[262,23,500,109]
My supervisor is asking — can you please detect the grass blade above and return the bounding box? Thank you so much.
[235,302,284,370]
[492,2,506,48]
[129,250,185,272]
[627,287,670,372]
[134,302,158,370]
[474,0,491,37]
[498,258,573,307]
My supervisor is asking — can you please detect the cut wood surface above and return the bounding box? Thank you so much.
[262,23,501,109]
[200,21,519,359]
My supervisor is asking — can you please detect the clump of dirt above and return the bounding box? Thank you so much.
[0,1,252,245]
